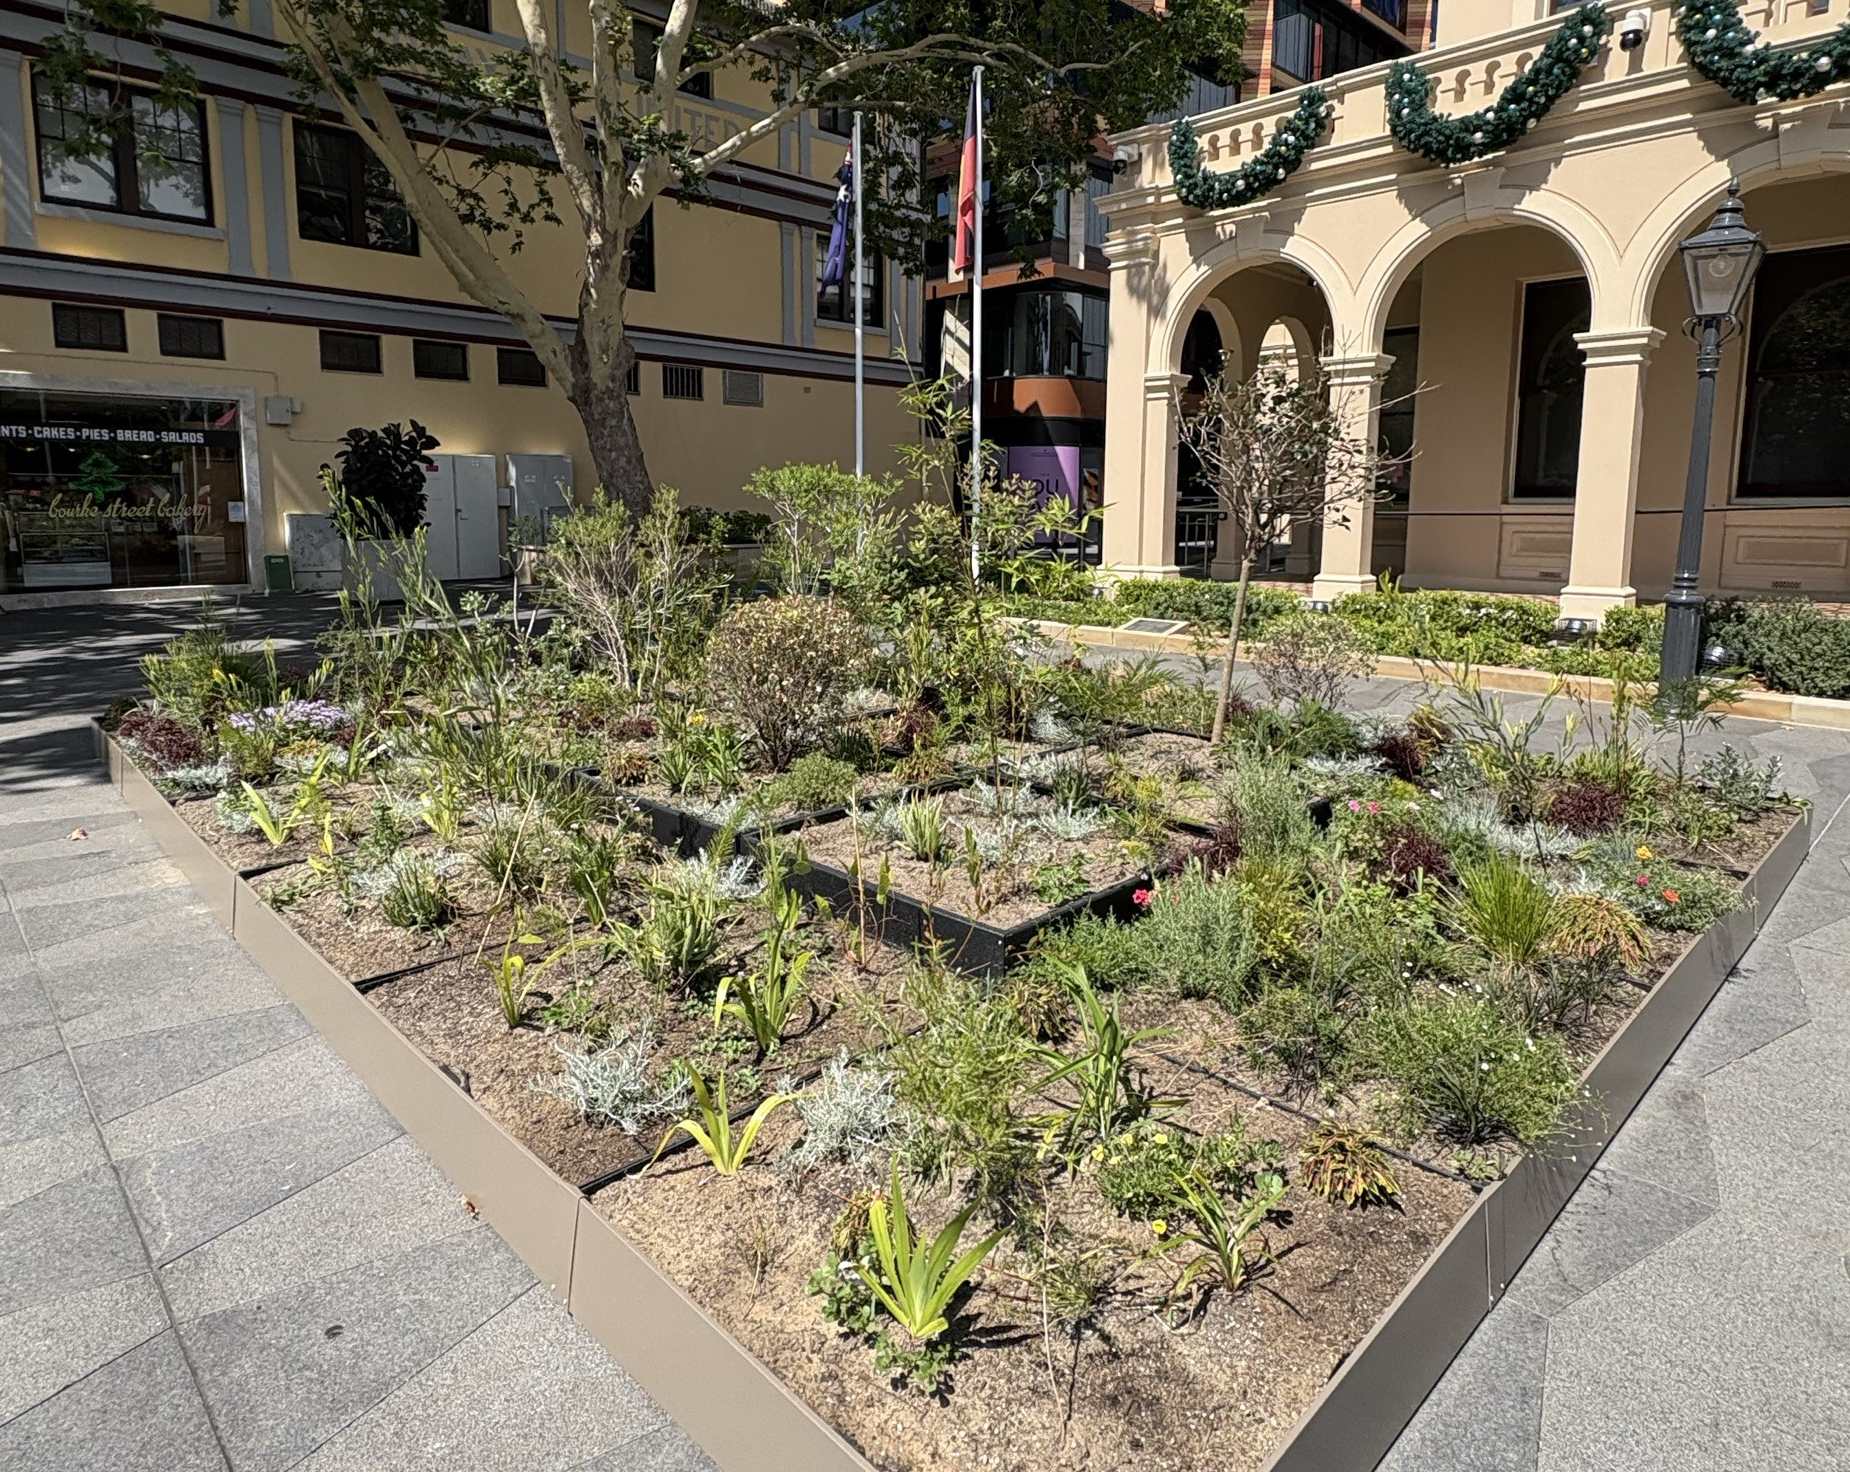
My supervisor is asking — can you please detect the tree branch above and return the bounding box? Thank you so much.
[511,0,600,229]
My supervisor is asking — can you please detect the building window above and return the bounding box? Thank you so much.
[444,0,491,30]
[723,370,764,407]
[625,361,641,395]
[983,286,1110,380]
[816,240,882,326]
[1511,277,1589,500]
[817,107,852,137]
[413,339,470,381]
[52,303,128,352]
[1738,244,1850,499]
[1378,326,1419,502]
[1272,0,1408,83]
[662,363,704,400]
[294,123,418,255]
[320,330,383,374]
[628,208,656,293]
[1362,0,1407,29]
[632,21,713,97]
[158,314,225,360]
[33,75,211,223]
[1180,311,1225,391]
[497,346,546,386]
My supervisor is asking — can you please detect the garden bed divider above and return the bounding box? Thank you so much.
[100,717,1813,1472]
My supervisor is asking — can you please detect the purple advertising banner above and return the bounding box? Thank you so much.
[1006,444,1083,511]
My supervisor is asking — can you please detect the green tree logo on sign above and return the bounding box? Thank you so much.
[69,450,126,507]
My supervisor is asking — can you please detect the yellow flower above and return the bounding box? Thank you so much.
[1153,1132,1170,1146]
[1118,1132,1134,1146]
[1091,1144,1106,1162]
[689,712,707,725]
[1151,1220,1169,1237]
[1635,845,1653,861]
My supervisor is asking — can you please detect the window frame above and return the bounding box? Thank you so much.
[631,20,714,98]
[815,237,884,328]
[52,302,129,352]
[1508,275,1591,502]
[443,0,492,33]
[1735,243,1850,502]
[157,313,226,360]
[319,329,384,375]
[662,363,705,400]
[497,346,547,387]
[32,72,213,226]
[627,207,656,293]
[293,121,419,256]
[412,338,471,381]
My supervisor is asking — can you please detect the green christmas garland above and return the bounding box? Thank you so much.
[1677,0,1850,104]
[1385,3,1611,166]
[1168,88,1333,211]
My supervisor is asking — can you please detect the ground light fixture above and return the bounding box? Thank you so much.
[1661,179,1766,685]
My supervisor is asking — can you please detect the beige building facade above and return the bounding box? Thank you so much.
[1100,0,1850,618]
[0,1,917,600]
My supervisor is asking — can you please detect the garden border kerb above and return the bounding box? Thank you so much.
[95,721,1813,1472]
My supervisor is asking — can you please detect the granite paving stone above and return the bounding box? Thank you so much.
[0,1127,108,1212]
[0,1165,149,1317]
[1374,1300,1549,1472]
[0,1272,169,1423]
[0,1048,91,1148]
[572,1425,722,1472]
[71,1003,313,1123]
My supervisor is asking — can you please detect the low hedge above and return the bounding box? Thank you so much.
[1706,598,1850,700]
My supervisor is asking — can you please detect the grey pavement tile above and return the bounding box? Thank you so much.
[0,786,130,829]
[1789,935,1850,1025]
[1668,945,1812,1078]
[48,948,281,1049]
[158,1137,482,1322]
[102,1033,376,1161]
[294,1285,667,1472]
[1374,1298,1548,1472]
[15,887,218,952]
[0,806,144,853]
[0,1050,90,1149]
[0,1272,168,1423]
[181,1228,532,1472]
[1,855,183,909]
[572,1426,718,1472]
[1504,1166,1714,1317]
[0,1128,108,1212]
[72,1003,312,1123]
[0,1330,228,1472]
[0,1165,148,1317]
[0,1015,64,1077]
[1592,1066,1719,1205]
[124,1100,402,1265]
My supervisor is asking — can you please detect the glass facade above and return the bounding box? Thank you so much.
[0,389,248,592]
[983,288,1109,380]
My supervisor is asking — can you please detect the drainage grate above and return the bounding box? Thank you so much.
[1120,618,1190,635]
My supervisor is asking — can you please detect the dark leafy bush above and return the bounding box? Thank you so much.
[1377,824,1452,891]
[334,421,439,538]
[1111,579,1303,636]
[1160,816,1242,879]
[703,595,868,770]
[1372,727,1430,782]
[116,709,208,770]
[1707,598,1850,699]
[1545,778,1626,835]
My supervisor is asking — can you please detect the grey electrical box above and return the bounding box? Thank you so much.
[506,453,574,536]
[264,395,303,426]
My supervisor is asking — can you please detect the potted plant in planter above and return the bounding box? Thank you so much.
[329,421,441,602]
[508,513,546,588]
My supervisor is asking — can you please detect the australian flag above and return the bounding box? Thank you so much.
[821,147,854,288]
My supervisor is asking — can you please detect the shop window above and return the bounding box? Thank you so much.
[632,21,713,96]
[158,314,224,360]
[294,123,418,255]
[320,330,383,374]
[1738,243,1850,499]
[628,208,656,293]
[444,0,490,30]
[413,339,470,381]
[662,363,704,400]
[497,346,546,386]
[1,388,248,592]
[1511,277,1589,500]
[53,303,128,352]
[816,239,883,326]
[723,370,764,407]
[33,74,212,224]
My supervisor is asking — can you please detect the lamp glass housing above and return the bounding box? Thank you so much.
[1677,187,1766,320]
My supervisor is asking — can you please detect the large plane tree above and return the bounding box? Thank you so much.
[44,0,1243,509]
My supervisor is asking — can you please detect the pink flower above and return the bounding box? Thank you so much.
[1635,874,1649,886]
[1367,801,1381,815]
[1132,888,1153,908]
[1347,799,1362,812]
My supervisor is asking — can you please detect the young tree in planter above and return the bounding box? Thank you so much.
[43,0,1243,512]
[1175,364,1389,743]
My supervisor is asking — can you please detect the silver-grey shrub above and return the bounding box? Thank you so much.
[533,1025,689,1132]
[781,1049,901,1180]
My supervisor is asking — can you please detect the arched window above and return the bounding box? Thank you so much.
[1511,277,1589,500]
[1180,311,1224,391]
[1739,245,1850,499]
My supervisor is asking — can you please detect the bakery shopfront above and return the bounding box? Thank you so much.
[0,382,260,595]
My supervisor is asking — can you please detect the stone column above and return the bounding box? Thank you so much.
[1311,352,1395,602]
[1559,327,1665,621]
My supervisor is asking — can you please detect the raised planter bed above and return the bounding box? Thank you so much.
[98,717,1813,1472]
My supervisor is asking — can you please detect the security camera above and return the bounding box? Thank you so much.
[1619,8,1650,50]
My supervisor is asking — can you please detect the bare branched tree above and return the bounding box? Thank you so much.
[1176,363,1396,742]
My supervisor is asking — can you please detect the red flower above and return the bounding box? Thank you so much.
[1662,890,1680,904]
[1132,888,1153,908]
[1635,874,1650,886]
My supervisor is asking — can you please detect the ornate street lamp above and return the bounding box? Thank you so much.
[1660,179,1766,685]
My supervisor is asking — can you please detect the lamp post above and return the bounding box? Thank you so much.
[1660,179,1765,686]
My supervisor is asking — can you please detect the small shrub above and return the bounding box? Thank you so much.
[1371,995,1579,1145]
[1696,746,1784,816]
[1300,1124,1401,1209]
[116,710,207,770]
[1621,862,1737,932]
[1224,751,1314,862]
[768,753,859,812]
[377,852,453,930]
[703,595,868,770]
[334,421,438,537]
[1094,1117,1280,1222]
[534,1025,689,1131]
[1546,778,1626,836]
[783,1051,902,1180]
[1549,891,1649,972]
[1239,980,1353,1086]
[1032,855,1092,907]
[1712,598,1850,699]
[1136,864,1263,1009]
[1255,615,1371,710]
[1371,726,1430,782]
[1378,824,1452,892]
[1448,853,1558,968]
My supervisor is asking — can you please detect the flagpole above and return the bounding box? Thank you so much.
[853,111,865,480]
[969,65,984,586]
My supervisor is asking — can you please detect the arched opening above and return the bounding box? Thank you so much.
[1630,172,1850,599]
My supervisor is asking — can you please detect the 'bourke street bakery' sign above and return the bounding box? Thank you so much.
[0,423,238,449]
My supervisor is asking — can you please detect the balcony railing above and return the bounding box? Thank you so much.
[1109,0,1850,201]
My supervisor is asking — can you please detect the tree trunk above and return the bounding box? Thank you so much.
[1209,555,1256,744]
[565,353,654,515]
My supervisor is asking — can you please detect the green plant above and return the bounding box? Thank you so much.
[714,883,814,1053]
[1448,852,1559,968]
[860,1159,1006,1342]
[894,794,950,865]
[484,933,545,1029]
[1548,890,1649,972]
[1254,614,1371,711]
[1371,995,1579,1145]
[1033,963,1176,1162]
[238,753,331,847]
[1299,1124,1401,1208]
[650,1064,798,1175]
[1094,1118,1279,1220]
[617,880,725,989]
[767,752,859,812]
[1708,597,1850,699]
[1137,863,1264,1009]
[418,772,466,842]
[332,421,437,537]
[1148,1169,1286,1310]
[1697,746,1784,816]
[1620,861,1737,932]
[703,595,869,770]
[1031,854,1091,907]
[378,852,452,931]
